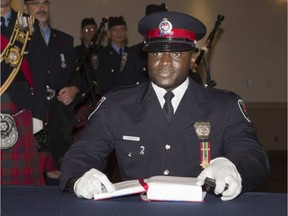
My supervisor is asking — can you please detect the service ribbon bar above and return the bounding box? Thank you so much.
[194,122,211,169]
[200,141,210,169]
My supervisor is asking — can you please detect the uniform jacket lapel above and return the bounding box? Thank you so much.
[135,79,206,134]
[168,78,206,136]
[3,10,17,38]
[136,83,169,132]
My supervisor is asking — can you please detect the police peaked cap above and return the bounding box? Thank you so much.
[108,16,126,28]
[138,11,206,52]
[81,18,97,29]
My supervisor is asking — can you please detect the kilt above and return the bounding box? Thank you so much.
[1,93,45,185]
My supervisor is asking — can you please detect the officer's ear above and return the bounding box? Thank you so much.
[189,51,198,69]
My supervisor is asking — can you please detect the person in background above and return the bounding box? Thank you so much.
[129,3,168,79]
[24,0,83,179]
[74,18,100,101]
[60,11,269,201]
[73,17,101,137]
[98,16,148,93]
[1,0,47,185]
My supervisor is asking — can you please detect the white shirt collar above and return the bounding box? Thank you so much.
[152,78,189,113]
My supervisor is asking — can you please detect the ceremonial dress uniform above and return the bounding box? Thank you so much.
[74,44,99,90]
[1,10,47,185]
[35,27,82,168]
[61,11,269,200]
[98,44,148,93]
[60,79,269,192]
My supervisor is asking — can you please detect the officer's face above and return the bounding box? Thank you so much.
[81,24,97,43]
[25,0,50,26]
[108,25,127,45]
[1,0,12,8]
[148,51,193,91]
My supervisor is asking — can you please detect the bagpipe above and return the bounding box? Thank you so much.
[192,15,224,88]
[69,17,108,106]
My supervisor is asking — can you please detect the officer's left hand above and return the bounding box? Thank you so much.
[196,157,242,201]
[57,86,79,105]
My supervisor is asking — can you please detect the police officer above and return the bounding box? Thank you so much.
[98,16,148,93]
[74,18,101,107]
[60,11,269,201]
[24,0,83,171]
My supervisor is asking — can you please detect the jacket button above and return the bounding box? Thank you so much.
[165,144,171,150]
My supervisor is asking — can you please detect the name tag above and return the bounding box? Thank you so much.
[123,135,140,142]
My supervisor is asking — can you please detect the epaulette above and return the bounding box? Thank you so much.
[109,81,146,93]
[206,86,239,96]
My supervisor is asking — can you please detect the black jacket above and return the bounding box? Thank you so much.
[60,78,269,192]
[98,44,149,93]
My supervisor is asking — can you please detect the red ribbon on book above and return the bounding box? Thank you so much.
[138,179,149,191]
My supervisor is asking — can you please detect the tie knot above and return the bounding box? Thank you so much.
[164,91,174,102]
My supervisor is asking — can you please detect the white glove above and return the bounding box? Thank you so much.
[196,157,242,201]
[73,168,115,199]
[32,118,43,134]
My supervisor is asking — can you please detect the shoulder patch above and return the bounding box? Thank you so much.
[237,99,251,122]
[88,96,106,120]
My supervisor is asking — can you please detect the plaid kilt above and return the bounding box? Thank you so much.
[1,93,45,185]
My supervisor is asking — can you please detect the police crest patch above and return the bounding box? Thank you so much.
[238,99,251,122]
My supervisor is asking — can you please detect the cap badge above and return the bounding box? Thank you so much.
[159,18,173,36]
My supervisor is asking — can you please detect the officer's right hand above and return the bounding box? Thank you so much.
[73,168,115,199]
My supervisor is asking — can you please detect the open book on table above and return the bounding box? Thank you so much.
[93,175,206,202]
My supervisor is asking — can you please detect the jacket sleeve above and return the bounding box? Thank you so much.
[60,96,114,190]
[222,96,269,192]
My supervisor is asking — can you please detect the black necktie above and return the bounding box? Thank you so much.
[1,17,7,32]
[163,91,174,123]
